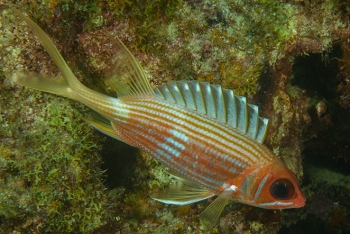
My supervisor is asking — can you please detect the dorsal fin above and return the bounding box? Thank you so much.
[154,80,269,143]
[103,35,155,96]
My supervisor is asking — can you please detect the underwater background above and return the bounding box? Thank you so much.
[0,0,350,233]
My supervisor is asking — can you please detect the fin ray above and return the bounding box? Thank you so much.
[82,113,124,142]
[151,174,215,206]
[154,80,269,142]
[188,80,206,115]
[256,117,269,143]
[199,189,232,230]
[5,72,75,99]
[103,35,154,96]
[167,82,186,106]
[201,82,216,119]
[12,9,80,88]
[177,81,196,110]
[247,104,259,139]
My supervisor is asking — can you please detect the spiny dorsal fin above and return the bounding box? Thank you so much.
[103,35,154,96]
[154,80,269,143]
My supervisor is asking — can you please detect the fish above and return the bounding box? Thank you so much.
[6,10,306,230]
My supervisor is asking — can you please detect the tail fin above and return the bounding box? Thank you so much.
[5,72,75,99]
[7,9,83,99]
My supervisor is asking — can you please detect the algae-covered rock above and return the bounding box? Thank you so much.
[1,0,350,233]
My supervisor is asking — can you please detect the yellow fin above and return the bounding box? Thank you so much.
[199,189,232,230]
[82,113,124,142]
[12,9,81,88]
[103,34,154,96]
[151,174,214,205]
[5,72,75,100]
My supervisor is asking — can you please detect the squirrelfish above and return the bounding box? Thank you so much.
[7,10,305,230]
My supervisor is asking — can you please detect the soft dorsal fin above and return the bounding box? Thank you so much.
[103,35,155,96]
[154,80,269,143]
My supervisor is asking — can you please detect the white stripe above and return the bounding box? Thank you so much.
[253,174,269,202]
[128,106,248,164]
[258,201,293,207]
[130,99,265,163]
[158,142,181,157]
[170,129,189,142]
[127,107,251,170]
[119,122,226,189]
[127,103,256,165]
[166,137,186,151]
[123,109,249,184]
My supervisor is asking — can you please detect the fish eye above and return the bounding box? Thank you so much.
[270,179,295,200]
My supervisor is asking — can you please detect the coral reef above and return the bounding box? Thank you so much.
[0,0,350,233]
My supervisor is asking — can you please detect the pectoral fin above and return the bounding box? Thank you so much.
[199,189,232,230]
[151,174,215,205]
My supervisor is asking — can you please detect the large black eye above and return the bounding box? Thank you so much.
[270,179,295,200]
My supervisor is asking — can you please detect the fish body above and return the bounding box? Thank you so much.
[112,94,272,193]
[107,94,303,208]
[7,10,305,230]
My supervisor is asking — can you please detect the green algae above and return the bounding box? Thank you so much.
[0,8,108,232]
[0,86,108,232]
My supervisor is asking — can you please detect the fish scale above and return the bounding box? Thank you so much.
[7,9,306,231]
[111,95,274,192]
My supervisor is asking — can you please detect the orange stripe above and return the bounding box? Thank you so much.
[109,97,275,191]
[125,97,272,163]
[129,97,269,161]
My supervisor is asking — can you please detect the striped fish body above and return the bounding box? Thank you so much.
[7,10,305,230]
[113,94,273,193]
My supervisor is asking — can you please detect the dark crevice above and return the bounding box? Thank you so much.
[291,46,341,99]
[99,133,138,190]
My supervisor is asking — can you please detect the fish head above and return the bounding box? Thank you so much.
[232,159,306,209]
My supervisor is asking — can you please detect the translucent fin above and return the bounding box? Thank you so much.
[156,83,176,104]
[187,80,206,115]
[256,117,269,143]
[151,174,215,205]
[12,9,80,88]
[5,72,75,99]
[166,81,186,106]
[176,81,196,110]
[236,95,248,133]
[103,35,154,96]
[82,113,124,142]
[223,89,237,128]
[201,82,216,119]
[199,189,232,230]
[211,84,226,123]
[154,80,269,142]
[247,104,259,139]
